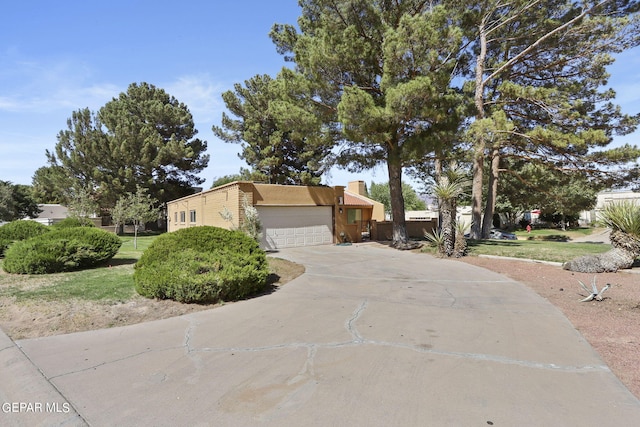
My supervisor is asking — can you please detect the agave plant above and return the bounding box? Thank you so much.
[564,201,640,273]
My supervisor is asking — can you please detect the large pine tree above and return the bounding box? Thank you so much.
[460,0,640,238]
[45,82,209,210]
[271,1,463,247]
[213,70,334,185]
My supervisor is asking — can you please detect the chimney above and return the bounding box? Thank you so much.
[347,181,367,196]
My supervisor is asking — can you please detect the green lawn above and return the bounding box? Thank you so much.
[0,234,159,303]
[513,227,598,241]
[465,239,610,263]
[421,228,612,263]
[0,233,294,304]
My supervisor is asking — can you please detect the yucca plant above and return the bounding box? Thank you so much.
[600,201,640,241]
[564,201,640,273]
[432,162,471,257]
[453,220,470,258]
[424,228,446,256]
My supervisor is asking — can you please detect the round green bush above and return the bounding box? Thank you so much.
[134,226,268,303]
[54,216,96,228]
[0,220,50,257]
[2,227,122,274]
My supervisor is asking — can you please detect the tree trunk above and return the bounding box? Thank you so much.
[440,199,454,257]
[482,147,500,238]
[470,18,487,240]
[563,230,640,272]
[387,145,409,248]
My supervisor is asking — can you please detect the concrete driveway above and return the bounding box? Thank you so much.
[3,244,640,426]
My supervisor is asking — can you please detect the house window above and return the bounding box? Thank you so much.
[347,208,362,224]
[189,210,196,223]
[180,211,186,223]
[174,212,177,223]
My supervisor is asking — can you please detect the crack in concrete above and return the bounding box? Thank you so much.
[305,272,513,284]
[46,346,180,380]
[46,299,610,381]
[346,299,367,343]
[186,300,609,374]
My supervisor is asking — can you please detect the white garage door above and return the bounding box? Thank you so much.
[256,206,334,250]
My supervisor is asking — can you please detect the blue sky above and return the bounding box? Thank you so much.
[1,1,639,191]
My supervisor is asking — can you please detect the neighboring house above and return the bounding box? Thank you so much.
[405,205,472,232]
[30,204,70,225]
[166,181,385,250]
[579,190,640,225]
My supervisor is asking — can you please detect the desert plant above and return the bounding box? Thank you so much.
[240,196,262,242]
[564,201,640,272]
[453,220,469,258]
[134,226,268,303]
[2,227,122,274]
[431,162,471,257]
[424,228,446,256]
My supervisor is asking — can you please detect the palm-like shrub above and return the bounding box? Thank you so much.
[432,162,471,257]
[424,228,446,256]
[134,226,268,303]
[564,201,640,273]
[600,201,640,252]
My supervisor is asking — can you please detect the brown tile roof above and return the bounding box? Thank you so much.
[344,191,374,207]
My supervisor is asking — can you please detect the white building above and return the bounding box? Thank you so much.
[579,190,640,225]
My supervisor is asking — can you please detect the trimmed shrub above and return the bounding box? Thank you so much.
[54,216,96,228]
[134,226,268,303]
[2,227,122,274]
[0,220,50,257]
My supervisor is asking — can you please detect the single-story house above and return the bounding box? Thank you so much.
[30,204,70,226]
[167,181,385,250]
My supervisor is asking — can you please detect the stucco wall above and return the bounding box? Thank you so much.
[167,182,384,245]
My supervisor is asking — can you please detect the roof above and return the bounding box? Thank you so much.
[344,191,374,207]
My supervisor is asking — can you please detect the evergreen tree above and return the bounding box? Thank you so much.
[0,181,41,221]
[271,1,463,247]
[46,82,209,210]
[459,0,640,238]
[213,70,335,185]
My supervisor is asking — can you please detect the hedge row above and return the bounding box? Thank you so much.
[0,220,50,257]
[2,227,122,274]
[134,226,268,303]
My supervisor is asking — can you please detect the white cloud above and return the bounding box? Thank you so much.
[0,56,119,114]
[163,74,228,127]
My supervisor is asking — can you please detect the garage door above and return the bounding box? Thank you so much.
[256,206,334,250]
